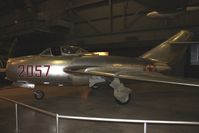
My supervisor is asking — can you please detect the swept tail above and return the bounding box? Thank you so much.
[140,30,193,65]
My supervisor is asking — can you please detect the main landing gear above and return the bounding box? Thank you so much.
[110,78,132,104]
[89,76,132,104]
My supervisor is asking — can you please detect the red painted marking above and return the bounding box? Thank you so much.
[27,65,33,77]
[44,65,50,77]
[35,65,42,77]
[144,64,157,72]
[17,65,51,78]
[18,65,24,77]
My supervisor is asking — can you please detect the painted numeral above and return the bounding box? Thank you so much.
[18,65,50,78]
[27,65,33,77]
[35,65,42,77]
[18,65,25,77]
[44,65,50,77]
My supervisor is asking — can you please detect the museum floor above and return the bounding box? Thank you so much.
[0,82,199,133]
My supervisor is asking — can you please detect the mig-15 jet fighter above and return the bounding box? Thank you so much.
[0,30,199,104]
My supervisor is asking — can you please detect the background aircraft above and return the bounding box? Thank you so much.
[0,30,199,104]
[146,6,199,19]
[134,0,199,19]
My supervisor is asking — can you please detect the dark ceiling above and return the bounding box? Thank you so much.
[0,0,46,16]
[135,0,199,11]
[1,0,199,16]
[136,0,187,10]
[0,0,198,11]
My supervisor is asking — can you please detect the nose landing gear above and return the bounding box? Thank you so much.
[12,82,45,100]
[33,89,45,100]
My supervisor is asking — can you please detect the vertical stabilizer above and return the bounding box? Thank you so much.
[140,30,193,65]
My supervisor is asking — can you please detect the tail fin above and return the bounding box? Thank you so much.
[140,30,193,65]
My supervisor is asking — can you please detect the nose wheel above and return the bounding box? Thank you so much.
[33,90,45,100]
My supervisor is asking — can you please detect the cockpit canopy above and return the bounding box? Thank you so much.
[40,46,88,56]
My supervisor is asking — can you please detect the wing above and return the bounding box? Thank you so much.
[0,68,6,73]
[64,67,199,87]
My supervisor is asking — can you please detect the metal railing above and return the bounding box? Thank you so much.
[1,96,199,133]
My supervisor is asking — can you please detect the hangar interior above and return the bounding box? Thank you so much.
[1,0,199,77]
[0,0,199,133]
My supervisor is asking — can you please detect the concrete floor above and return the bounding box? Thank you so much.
[0,82,199,133]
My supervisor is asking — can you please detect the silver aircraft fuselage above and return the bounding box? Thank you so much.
[6,55,170,86]
[1,31,194,104]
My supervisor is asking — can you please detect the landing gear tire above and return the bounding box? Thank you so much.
[115,94,131,105]
[34,90,45,100]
